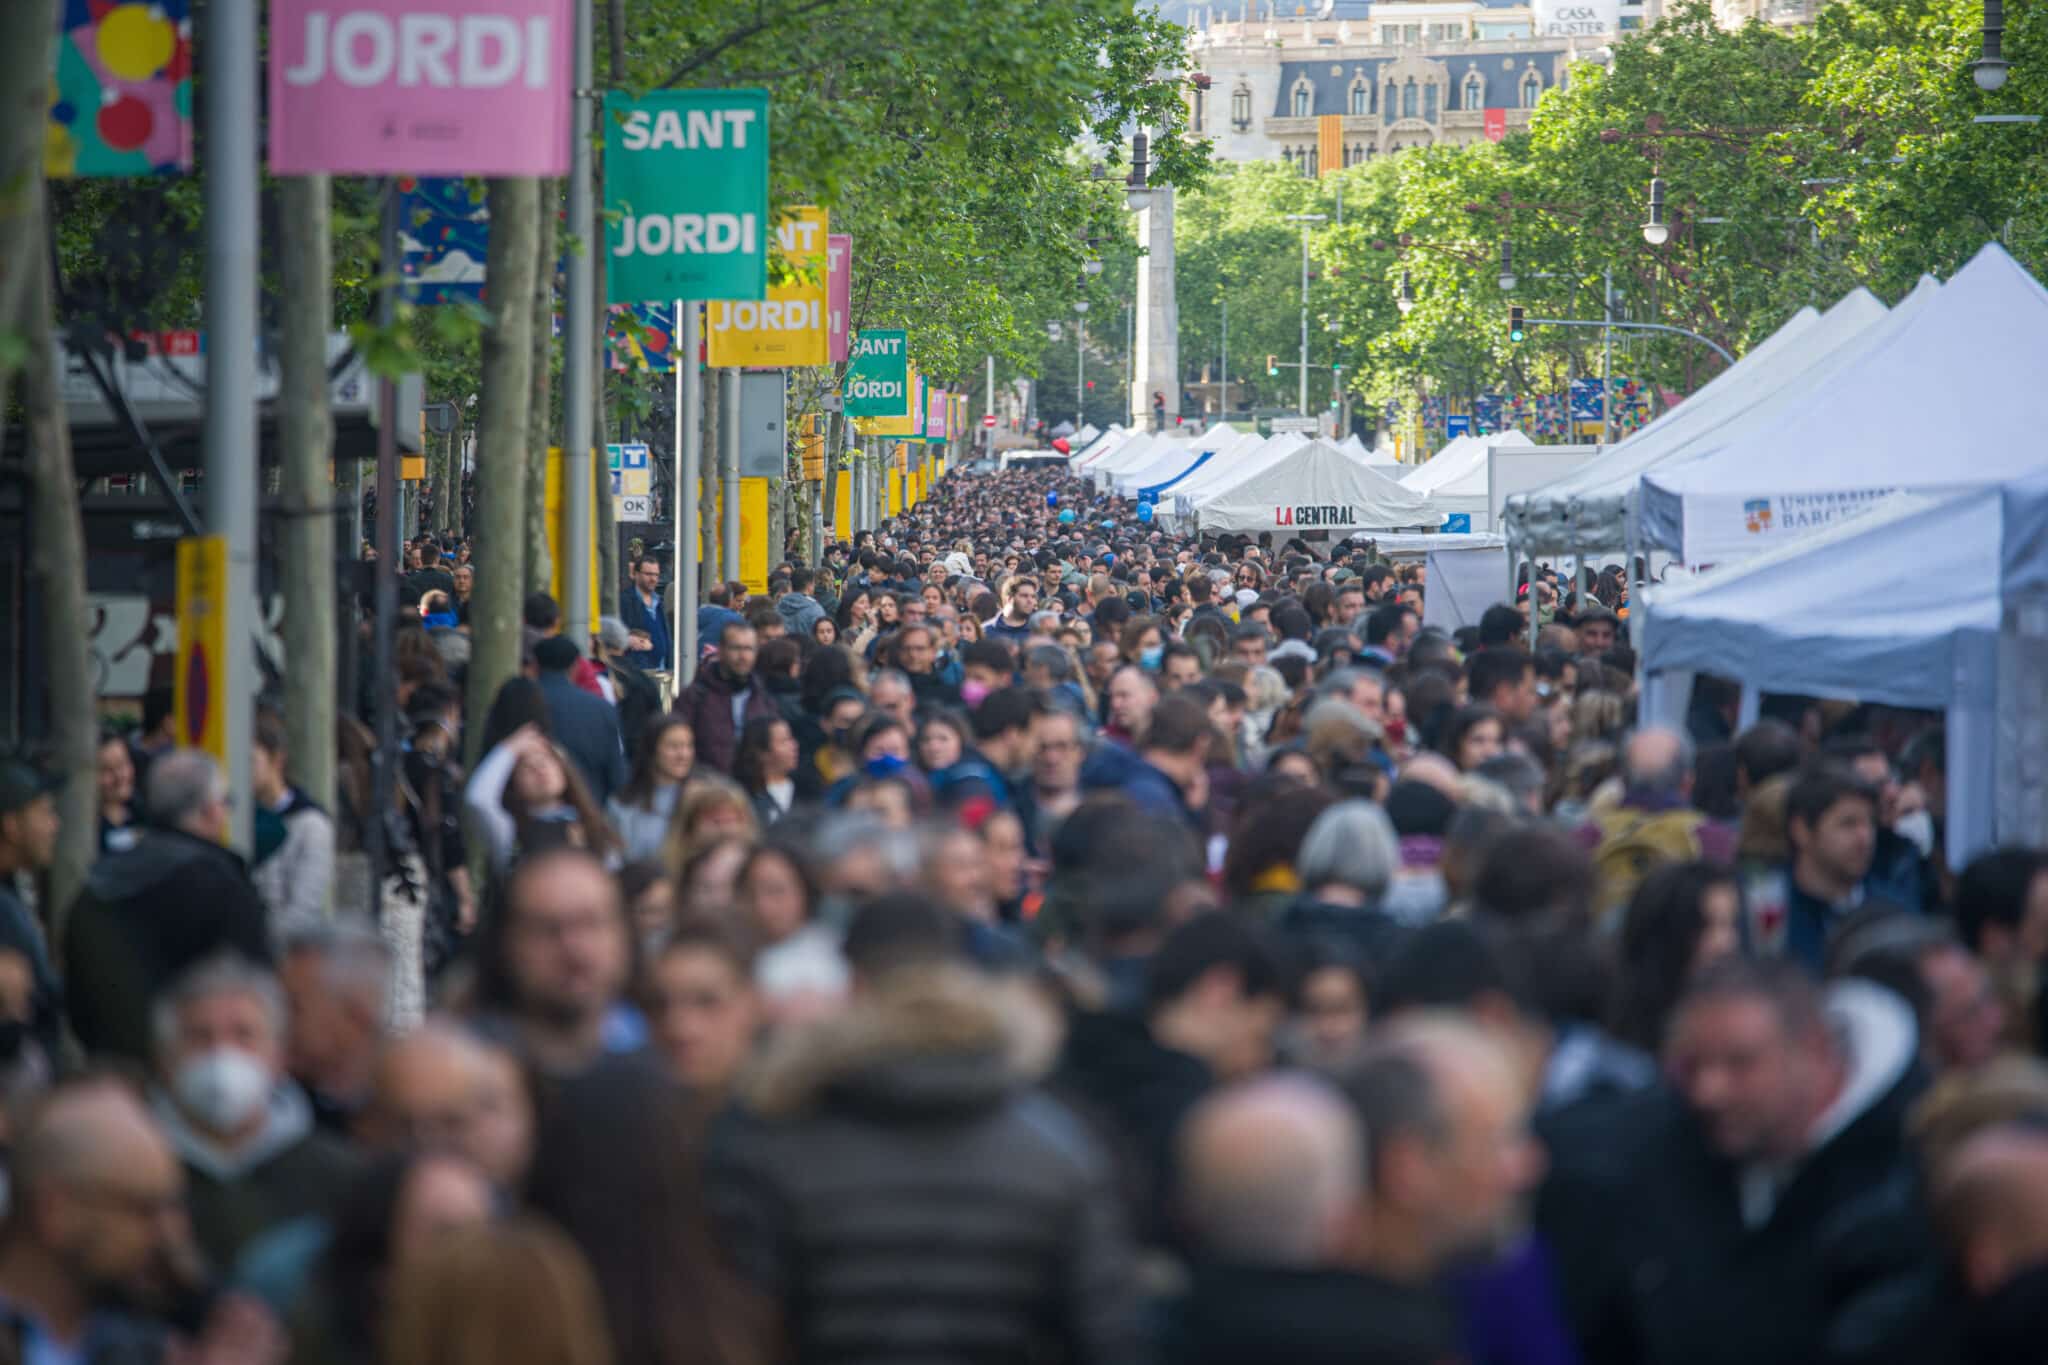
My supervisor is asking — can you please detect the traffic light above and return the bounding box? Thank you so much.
[1266,354,1279,376]
[1508,306,1526,343]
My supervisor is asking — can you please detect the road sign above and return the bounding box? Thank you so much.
[982,413,997,428]
[1270,415,1318,433]
[174,536,228,764]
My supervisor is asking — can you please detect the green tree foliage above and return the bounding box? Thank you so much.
[1216,0,2046,426]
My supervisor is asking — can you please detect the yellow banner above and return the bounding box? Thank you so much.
[739,477,770,594]
[400,456,427,481]
[887,468,902,516]
[799,414,825,480]
[545,448,601,627]
[706,207,829,367]
[1317,114,1342,178]
[174,535,228,764]
[832,468,851,534]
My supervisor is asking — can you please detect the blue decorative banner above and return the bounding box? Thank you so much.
[399,177,488,304]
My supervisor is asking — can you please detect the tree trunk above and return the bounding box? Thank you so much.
[526,182,559,597]
[22,213,97,941]
[469,178,540,764]
[277,174,337,832]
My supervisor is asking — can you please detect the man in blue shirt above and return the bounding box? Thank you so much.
[619,555,671,672]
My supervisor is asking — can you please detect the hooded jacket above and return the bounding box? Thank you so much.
[65,828,273,1063]
[775,591,828,639]
[709,964,1142,1365]
[1540,981,1942,1365]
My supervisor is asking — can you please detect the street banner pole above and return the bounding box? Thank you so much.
[675,300,700,682]
[203,0,259,848]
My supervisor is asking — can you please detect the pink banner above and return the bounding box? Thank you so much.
[926,387,946,438]
[1483,108,1507,143]
[269,0,573,176]
[827,234,852,365]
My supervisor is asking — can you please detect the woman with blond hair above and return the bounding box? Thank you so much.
[381,1219,614,1365]
[659,775,760,879]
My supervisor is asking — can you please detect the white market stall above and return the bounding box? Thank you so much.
[1181,439,1435,536]
[1498,288,1892,562]
[1400,430,1534,531]
[1111,428,1247,497]
[1639,243,2048,567]
[1157,433,1307,526]
[1637,473,2048,866]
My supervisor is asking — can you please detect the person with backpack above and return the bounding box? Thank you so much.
[1576,728,1736,923]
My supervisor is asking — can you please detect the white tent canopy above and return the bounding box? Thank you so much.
[1072,426,1137,467]
[1400,430,1534,530]
[1112,428,1249,495]
[1641,243,2048,565]
[1185,439,1434,535]
[1638,472,2048,863]
[1159,433,1305,523]
[1498,289,1891,558]
[1339,433,1397,466]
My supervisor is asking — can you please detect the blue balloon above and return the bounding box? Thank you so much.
[1059,509,1075,524]
[1136,502,1155,522]
[1101,520,1116,530]
[1046,491,1060,508]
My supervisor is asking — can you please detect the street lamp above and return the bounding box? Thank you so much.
[1497,239,1517,292]
[1283,212,1328,416]
[1396,268,1415,314]
[1073,300,1089,432]
[1642,176,1670,246]
[1975,0,2011,91]
[1126,131,1153,212]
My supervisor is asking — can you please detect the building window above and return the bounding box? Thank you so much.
[1384,85,1397,125]
[1349,76,1371,116]
[1281,146,1294,169]
[1388,140,1402,154]
[1307,145,1318,176]
[1292,79,1313,117]
[1521,70,1542,108]
[1232,83,1252,130]
[1464,72,1484,110]
[1402,79,1419,119]
[1406,24,1423,43]
[1424,83,1439,121]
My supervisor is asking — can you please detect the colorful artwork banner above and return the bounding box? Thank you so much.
[706,207,828,367]
[399,176,488,303]
[49,0,194,177]
[268,0,573,176]
[605,88,770,304]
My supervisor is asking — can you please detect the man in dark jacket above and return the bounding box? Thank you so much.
[533,636,628,806]
[711,896,1141,1364]
[66,751,272,1064]
[617,554,672,673]
[774,565,828,640]
[149,955,360,1270]
[673,619,778,775]
[1080,690,1209,831]
[1541,958,1943,1365]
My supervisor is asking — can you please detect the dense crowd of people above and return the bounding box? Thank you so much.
[2,461,2047,1365]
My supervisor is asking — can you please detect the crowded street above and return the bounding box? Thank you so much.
[7,0,2048,1362]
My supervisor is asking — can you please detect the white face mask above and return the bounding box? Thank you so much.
[1894,810,1936,860]
[173,1047,273,1134]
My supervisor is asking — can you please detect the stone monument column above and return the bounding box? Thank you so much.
[1130,184,1179,431]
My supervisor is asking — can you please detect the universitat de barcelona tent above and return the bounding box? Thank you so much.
[1638,472,2048,867]
[1639,243,2048,567]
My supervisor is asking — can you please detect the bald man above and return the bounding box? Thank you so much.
[358,1024,534,1190]
[1163,1073,1464,1365]
[0,1080,200,1346]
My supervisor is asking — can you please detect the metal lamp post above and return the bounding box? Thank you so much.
[1283,212,1327,416]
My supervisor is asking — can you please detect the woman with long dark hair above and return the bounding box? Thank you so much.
[525,1063,775,1365]
[607,716,700,862]
[465,723,619,873]
[732,716,803,826]
[1610,860,1746,1053]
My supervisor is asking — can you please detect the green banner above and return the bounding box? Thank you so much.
[604,89,770,304]
[843,328,910,417]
